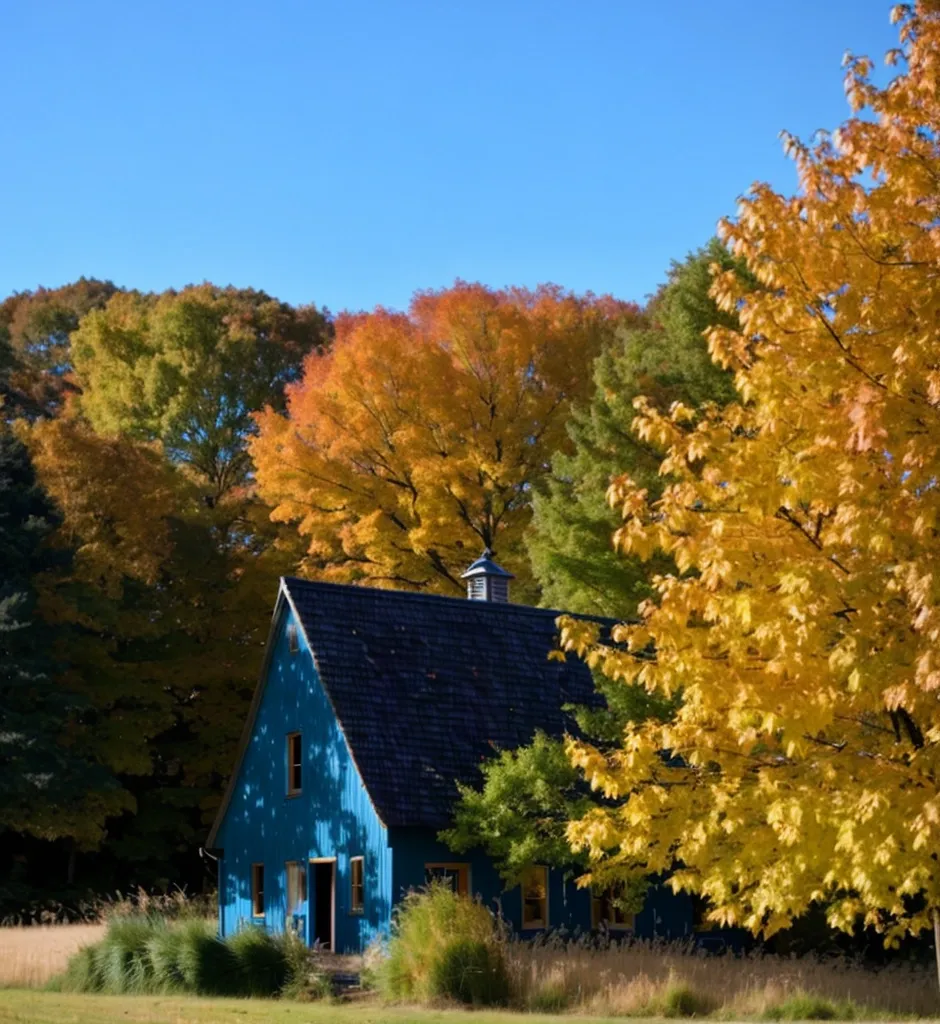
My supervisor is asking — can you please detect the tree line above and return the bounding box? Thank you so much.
[0,247,739,912]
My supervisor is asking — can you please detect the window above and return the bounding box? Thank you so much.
[251,863,265,917]
[591,884,635,932]
[350,856,364,914]
[287,623,299,653]
[521,865,548,929]
[286,861,307,917]
[287,733,302,795]
[425,863,470,896]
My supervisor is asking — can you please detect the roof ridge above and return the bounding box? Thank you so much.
[280,575,621,626]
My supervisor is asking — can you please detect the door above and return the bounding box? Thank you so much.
[310,859,335,950]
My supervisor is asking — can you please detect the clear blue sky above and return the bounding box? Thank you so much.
[0,1,898,315]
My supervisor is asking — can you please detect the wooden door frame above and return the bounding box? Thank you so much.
[308,857,336,950]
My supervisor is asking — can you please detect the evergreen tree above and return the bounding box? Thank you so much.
[0,428,110,839]
[527,240,744,617]
[448,245,749,881]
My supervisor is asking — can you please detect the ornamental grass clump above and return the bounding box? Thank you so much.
[654,975,715,1018]
[429,936,509,1006]
[278,927,331,1001]
[57,944,102,993]
[763,990,859,1021]
[98,916,164,994]
[174,919,240,996]
[54,915,308,999]
[374,882,508,1005]
[146,926,187,990]
[227,926,289,996]
[56,916,161,994]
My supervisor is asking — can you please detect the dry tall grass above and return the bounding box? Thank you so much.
[0,922,105,988]
[0,887,213,990]
[506,938,940,1018]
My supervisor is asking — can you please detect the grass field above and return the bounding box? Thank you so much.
[5,990,940,1024]
[502,942,940,1018]
[2,915,939,1020]
[0,923,106,988]
[0,991,629,1024]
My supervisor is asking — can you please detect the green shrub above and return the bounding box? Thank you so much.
[58,916,169,995]
[278,928,330,1001]
[765,991,859,1021]
[97,916,161,993]
[656,979,713,1018]
[147,927,187,990]
[227,926,289,997]
[280,962,332,1002]
[527,979,571,1013]
[175,918,240,996]
[56,914,324,1000]
[375,882,507,1004]
[58,943,104,993]
[428,937,509,1006]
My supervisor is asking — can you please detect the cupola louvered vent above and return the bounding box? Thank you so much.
[460,549,514,603]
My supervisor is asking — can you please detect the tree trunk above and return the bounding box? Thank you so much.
[933,907,940,995]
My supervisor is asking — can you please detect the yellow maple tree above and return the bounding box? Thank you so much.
[562,1,940,945]
[251,282,637,596]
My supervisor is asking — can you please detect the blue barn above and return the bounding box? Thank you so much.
[206,554,696,953]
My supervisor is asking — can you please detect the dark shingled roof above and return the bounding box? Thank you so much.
[283,578,609,829]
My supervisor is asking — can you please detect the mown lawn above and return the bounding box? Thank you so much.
[4,991,935,1024]
[0,991,637,1024]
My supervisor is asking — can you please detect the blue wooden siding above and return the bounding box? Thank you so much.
[391,826,584,933]
[390,827,695,940]
[215,596,391,953]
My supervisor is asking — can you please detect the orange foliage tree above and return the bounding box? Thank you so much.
[25,416,293,859]
[251,283,639,597]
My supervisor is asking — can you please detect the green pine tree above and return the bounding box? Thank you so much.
[527,239,744,617]
[0,427,112,840]
[447,243,752,882]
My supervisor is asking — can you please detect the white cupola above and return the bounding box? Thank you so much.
[460,549,514,603]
